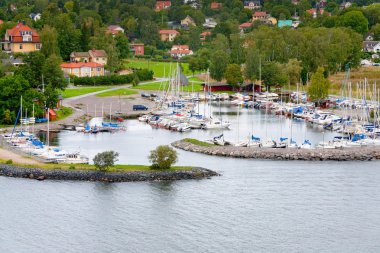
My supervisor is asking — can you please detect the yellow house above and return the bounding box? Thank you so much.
[1,22,41,53]
[159,29,180,42]
[60,62,105,77]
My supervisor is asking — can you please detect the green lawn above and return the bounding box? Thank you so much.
[56,107,74,120]
[132,80,203,92]
[124,59,200,78]
[0,159,192,172]
[183,138,215,147]
[96,88,138,97]
[62,86,111,98]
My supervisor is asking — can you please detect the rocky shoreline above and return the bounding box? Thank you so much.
[0,164,219,182]
[172,140,380,161]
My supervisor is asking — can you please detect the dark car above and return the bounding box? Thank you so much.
[133,105,148,111]
[141,93,150,98]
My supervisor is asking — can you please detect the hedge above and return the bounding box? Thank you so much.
[72,69,153,86]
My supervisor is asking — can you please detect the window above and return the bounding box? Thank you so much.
[96,58,99,61]
[19,44,23,49]
[97,68,101,71]
[36,44,41,49]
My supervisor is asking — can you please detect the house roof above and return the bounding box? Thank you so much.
[239,22,253,29]
[244,1,260,6]
[253,11,267,17]
[88,49,107,58]
[278,20,293,28]
[107,25,123,30]
[210,2,222,9]
[5,22,40,43]
[159,29,180,34]
[61,62,104,68]
[130,43,144,46]
[0,20,3,25]
[200,31,211,36]
[363,41,380,50]
[71,52,90,58]
[156,1,171,10]
[172,45,189,50]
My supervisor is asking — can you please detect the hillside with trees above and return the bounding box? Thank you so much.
[1,0,380,123]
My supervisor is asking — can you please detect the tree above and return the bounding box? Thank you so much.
[307,67,330,105]
[338,11,369,34]
[115,33,129,59]
[225,64,243,88]
[42,54,67,90]
[148,145,178,170]
[210,50,230,82]
[285,59,302,85]
[90,33,120,73]
[230,33,245,64]
[93,151,119,171]
[261,61,288,91]
[39,25,60,57]
[244,47,260,81]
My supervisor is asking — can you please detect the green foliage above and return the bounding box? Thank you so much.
[115,33,129,59]
[183,138,215,147]
[72,69,153,86]
[3,109,12,125]
[225,64,243,88]
[261,61,288,90]
[210,50,230,82]
[93,151,119,172]
[148,145,178,170]
[307,67,331,103]
[39,25,60,57]
[5,159,13,165]
[338,11,369,34]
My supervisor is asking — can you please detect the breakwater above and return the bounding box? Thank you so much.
[172,140,380,161]
[0,165,219,182]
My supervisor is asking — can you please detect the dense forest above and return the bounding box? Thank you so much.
[0,0,380,123]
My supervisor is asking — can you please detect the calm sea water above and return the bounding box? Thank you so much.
[1,104,380,252]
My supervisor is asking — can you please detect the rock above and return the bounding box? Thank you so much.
[37,176,45,181]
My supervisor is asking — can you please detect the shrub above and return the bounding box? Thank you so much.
[148,145,178,170]
[93,151,119,172]
[72,69,153,86]
[5,159,13,164]
[69,165,76,170]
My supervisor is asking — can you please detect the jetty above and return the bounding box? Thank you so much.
[0,164,218,182]
[172,139,380,161]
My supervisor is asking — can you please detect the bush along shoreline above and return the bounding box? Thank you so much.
[0,164,219,183]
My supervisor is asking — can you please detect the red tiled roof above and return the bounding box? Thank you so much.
[0,20,3,25]
[5,22,40,43]
[156,1,171,10]
[239,22,253,29]
[211,2,222,9]
[89,49,107,57]
[253,11,267,17]
[61,62,104,68]
[159,29,179,34]
[172,45,189,50]
[200,31,211,36]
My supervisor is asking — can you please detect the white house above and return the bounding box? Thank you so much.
[170,45,193,59]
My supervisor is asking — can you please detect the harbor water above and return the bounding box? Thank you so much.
[1,103,380,252]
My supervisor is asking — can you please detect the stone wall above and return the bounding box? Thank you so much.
[172,140,380,161]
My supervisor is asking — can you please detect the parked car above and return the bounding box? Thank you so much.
[141,93,150,98]
[133,105,148,111]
